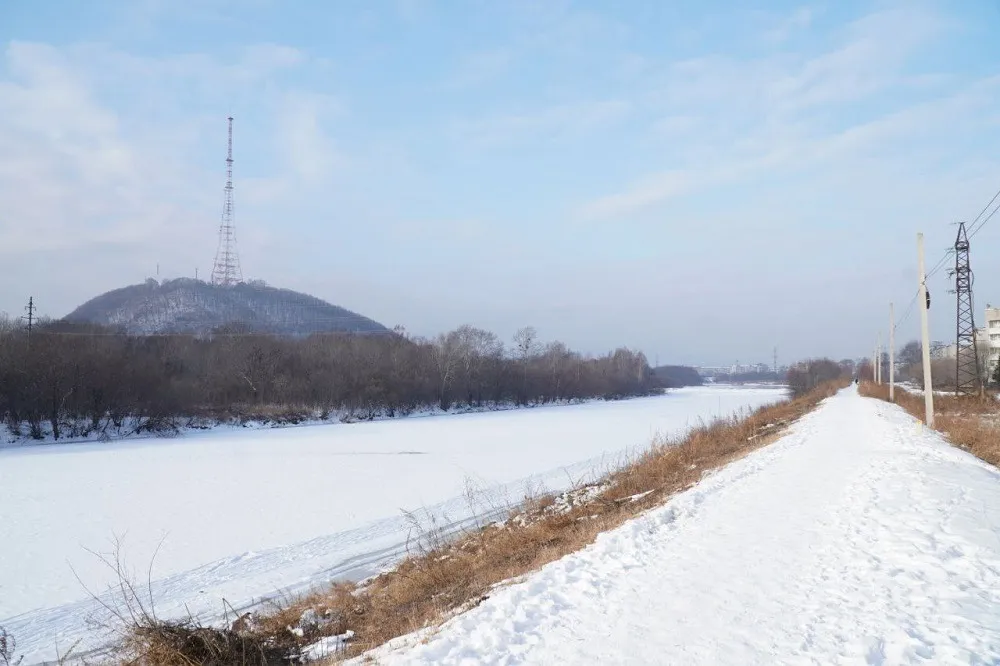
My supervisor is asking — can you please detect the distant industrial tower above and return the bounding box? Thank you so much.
[951,221,981,395]
[211,116,243,287]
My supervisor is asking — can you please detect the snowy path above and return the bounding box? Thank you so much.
[373,387,1000,665]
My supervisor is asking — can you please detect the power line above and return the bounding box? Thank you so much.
[967,183,1000,237]
[969,197,1000,240]
[895,290,919,329]
[894,181,1000,331]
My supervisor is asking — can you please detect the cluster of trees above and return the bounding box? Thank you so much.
[0,317,660,440]
[651,365,703,388]
[893,339,999,389]
[786,359,849,398]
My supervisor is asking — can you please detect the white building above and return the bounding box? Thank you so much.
[938,327,989,360]
[987,305,1000,376]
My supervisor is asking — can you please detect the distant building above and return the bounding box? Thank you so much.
[936,326,989,362]
[986,305,1000,375]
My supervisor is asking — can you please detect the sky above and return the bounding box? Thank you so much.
[2,0,1000,366]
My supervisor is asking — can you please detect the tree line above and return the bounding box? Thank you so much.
[892,339,999,389]
[650,365,703,387]
[786,359,850,397]
[0,317,660,440]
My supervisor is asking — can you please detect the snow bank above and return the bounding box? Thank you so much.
[0,385,782,664]
[368,387,1000,665]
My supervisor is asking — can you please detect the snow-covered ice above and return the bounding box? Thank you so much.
[370,386,1000,665]
[0,385,782,664]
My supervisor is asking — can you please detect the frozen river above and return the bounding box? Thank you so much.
[0,384,784,663]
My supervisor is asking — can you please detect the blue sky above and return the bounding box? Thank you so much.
[2,0,1000,365]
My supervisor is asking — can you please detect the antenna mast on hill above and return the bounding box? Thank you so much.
[211,116,243,287]
[23,296,34,338]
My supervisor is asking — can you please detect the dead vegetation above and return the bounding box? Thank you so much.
[0,626,24,666]
[859,381,1000,468]
[117,379,846,665]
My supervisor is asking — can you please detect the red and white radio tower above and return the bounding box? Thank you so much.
[211,116,243,287]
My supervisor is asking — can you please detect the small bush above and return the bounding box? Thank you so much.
[124,620,289,666]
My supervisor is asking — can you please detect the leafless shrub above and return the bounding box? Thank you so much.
[786,358,848,397]
[71,536,307,666]
[0,627,23,666]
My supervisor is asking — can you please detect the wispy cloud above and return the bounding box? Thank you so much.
[447,48,514,88]
[275,90,345,184]
[454,99,630,147]
[578,4,968,220]
[760,7,814,44]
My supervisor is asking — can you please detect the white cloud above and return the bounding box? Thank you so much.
[455,99,630,146]
[275,90,345,184]
[0,43,145,252]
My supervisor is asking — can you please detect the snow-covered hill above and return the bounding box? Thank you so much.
[366,386,1000,665]
[63,278,387,336]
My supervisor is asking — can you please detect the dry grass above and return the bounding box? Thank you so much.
[122,622,290,666]
[859,382,1000,468]
[123,379,847,664]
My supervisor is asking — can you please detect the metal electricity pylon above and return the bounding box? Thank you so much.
[951,221,981,395]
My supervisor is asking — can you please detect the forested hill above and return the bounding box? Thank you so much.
[64,278,388,336]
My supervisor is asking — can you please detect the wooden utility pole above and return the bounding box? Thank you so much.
[889,302,895,402]
[877,332,882,384]
[918,233,935,427]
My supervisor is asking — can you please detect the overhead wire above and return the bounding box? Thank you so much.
[894,290,920,330]
[892,181,1000,332]
[969,196,1000,240]
[967,183,1000,237]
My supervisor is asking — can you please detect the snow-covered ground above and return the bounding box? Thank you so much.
[0,385,783,664]
[367,386,1000,666]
